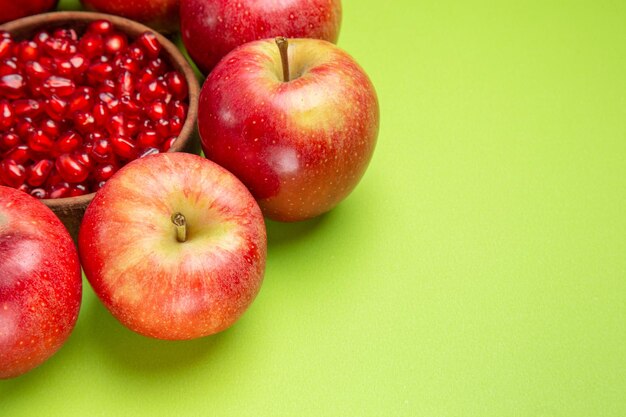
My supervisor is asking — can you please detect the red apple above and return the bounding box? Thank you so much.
[78,152,266,340]
[80,0,180,33]
[197,37,379,221]
[180,0,342,74]
[0,186,82,379]
[0,0,58,24]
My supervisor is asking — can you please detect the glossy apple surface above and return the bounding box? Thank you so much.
[0,186,82,379]
[180,0,342,74]
[80,0,180,33]
[78,152,266,340]
[198,38,379,221]
[0,0,59,24]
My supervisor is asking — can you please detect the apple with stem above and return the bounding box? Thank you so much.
[197,37,379,221]
[180,0,342,74]
[0,185,82,379]
[78,152,267,340]
[80,0,180,33]
[0,0,58,24]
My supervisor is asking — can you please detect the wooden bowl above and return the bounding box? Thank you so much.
[0,11,200,241]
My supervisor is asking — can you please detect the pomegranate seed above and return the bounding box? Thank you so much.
[74,150,93,169]
[40,118,62,138]
[68,90,94,114]
[44,95,68,120]
[18,183,31,194]
[33,31,50,47]
[104,33,128,55]
[137,130,160,148]
[88,20,113,35]
[0,100,14,128]
[53,29,78,41]
[140,79,167,102]
[162,136,177,152]
[27,159,53,186]
[117,71,134,95]
[12,99,42,118]
[68,183,89,196]
[127,46,144,62]
[156,119,170,138]
[0,74,25,99]
[24,60,51,81]
[137,32,162,59]
[15,118,34,137]
[169,100,187,119]
[92,102,109,126]
[3,145,31,164]
[30,188,47,199]
[44,37,75,58]
[0,37,13,60]
[78,33,103,58]
[111,135,137,160]
[169,116,183,136]
[147,58,166,75]
[0,133,20,150]
[0,59,18,76]
[73,111,96,134]
[145,100,167,121]
[42,76,75,97]
[120,95,141,117]
[17,41,39,61]
[88,61,114,83]
[48,181,70,198]
[97,78,116,95]
[0,159,26,187]
[27,130,54,153]
[93,163,118,182]
[125,118,140,137]
[91,138,114,163]
[55,130,83,154]
[56,153,89,183]
[139,147,160,158]
[165,72,188,100]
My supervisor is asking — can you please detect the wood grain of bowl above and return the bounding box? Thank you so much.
[0,11,200,240]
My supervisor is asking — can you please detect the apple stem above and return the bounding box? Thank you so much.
[275,37,290,82]
[171,212,187,243]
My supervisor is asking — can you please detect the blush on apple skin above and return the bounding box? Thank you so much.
[180,0,342,74]
[0,0,59,24]
[198,38,379,222]
[0,186,82,379]
[80,0,180,33]
[78,152,267,340]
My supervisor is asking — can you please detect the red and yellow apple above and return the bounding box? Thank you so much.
[78,152,266,340]
[80,0,180,33]
[0,0,58,24]
[0,186,82,379]
[180,0,342,74]
[198,37,379,221]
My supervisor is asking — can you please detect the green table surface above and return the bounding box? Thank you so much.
[2,0,626,416]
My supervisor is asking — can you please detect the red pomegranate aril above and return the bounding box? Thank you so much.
[44,95,68,120]
[56,153,89,183]
[145,100,167,121]
[111,135,137,160]
[0,74,25,99]
[155,119,170,138]
[169,116,183,136]
[120,95,141,117]
[68,183,89,197]
[42,76,75,97]
[55,130,83,154]
[48,181,70,198]
[125,119,140,137]
[73,111,96,134]
[24,60,51,81]
[27,159,54,187]
[162,136,177,152]
[3,145,31,165]
[12,99,43,118]
[137,68,157,87]
[0,100,14,128]
[106,113,126,136]
[165,72,188,100]
[16,41,39,62]
[92,102,109,126]
[53,29,78,41]
[15,118,34,137]
[140,79,167,102]
[68,90,94,114]
[44,37,75,58]
[0,37,13,59]
[127,46,145,62]
[117,71,134,95]
[136,32,161,59]
[93,163,118,182]
[40,117,63,138]
[74,150,93,169]
[136,130,160,148]
[105,33,128,55]
[88,61,114,84]
[0,59,18,76]
[147,58,166,75]
[139,147,160,158]
[30,187,47,199]
[78,33,103,58]
[88,20,113,35]
[0,133,20,150]
[27,130,54,153]
[0,159,26,188]
[34,31,50,47]
[91,138,114,163]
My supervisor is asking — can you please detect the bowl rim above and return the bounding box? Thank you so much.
[0,11,200,209]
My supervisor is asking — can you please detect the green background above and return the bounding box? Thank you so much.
[2,0,626,415]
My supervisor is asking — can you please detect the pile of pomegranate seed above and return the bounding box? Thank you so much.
[0,20,189,198]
